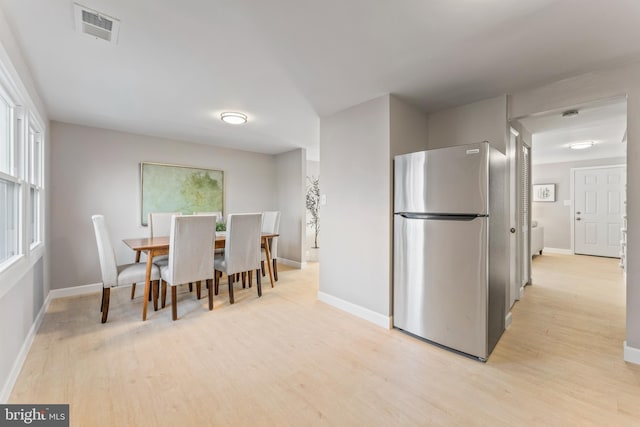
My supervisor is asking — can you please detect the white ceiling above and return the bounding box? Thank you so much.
[2,1,640,160]
[521,99,627,165]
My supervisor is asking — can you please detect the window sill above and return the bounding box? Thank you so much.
[0,254,24,275]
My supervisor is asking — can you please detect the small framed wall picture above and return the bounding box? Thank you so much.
[533,184,556,202]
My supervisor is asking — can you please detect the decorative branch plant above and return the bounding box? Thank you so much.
[306,176,320,248]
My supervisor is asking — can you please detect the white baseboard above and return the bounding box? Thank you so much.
[48,282,103,299]
[0,282,107,402]
[624,341,640,365]
[505,312,512,329]
[0,292,52,403]
[317,291,392,329]
[278,258,306,269]
[543,247,573,255]
[519,286,525,299]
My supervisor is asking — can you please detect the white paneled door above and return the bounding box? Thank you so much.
[574,166,626,257]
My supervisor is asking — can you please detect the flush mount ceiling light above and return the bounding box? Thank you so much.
[562,109,579,118]
[220,112,247,125]
[570,141,594,150]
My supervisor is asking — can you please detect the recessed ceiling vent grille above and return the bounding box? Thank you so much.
[74,3,120,44]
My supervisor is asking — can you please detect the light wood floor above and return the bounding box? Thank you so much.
[10,255,640,426]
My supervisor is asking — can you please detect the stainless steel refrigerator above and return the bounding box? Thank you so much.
[393,141,506,361]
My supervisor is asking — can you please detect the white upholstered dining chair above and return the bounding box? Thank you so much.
[92,215,161,323]
[194,211,223,222]
[160,214,217,320]
[130,211,181,300]
[194,211,225,256]
[261,211,281,283]
[214,213,263,304]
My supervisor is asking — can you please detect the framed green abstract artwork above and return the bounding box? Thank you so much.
[140,162,224,226]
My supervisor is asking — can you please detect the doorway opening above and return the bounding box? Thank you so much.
[305,159,320,263]
[509,96,628,343]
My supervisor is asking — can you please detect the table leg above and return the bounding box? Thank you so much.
[142,249,154,321]
[131,250,141,299]
[263,237,275,288]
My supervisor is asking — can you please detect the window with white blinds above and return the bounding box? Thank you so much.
[28,122,43,247]
[0,67,45,273]
[0,90,19,266]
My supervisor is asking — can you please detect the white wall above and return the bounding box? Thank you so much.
[50,121,279,289]
[319,94,427,326]
[275,148,306,265]
[532,157,626,250]
[306,160,319,178]
[0,8,49,402]
[320,95,391,321]
[390,96,429,157]
[425,95,511,319]
[509,61,640,358]
[428,95,509,154]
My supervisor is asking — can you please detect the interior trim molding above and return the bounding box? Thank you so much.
[0,292,51,403]
[624,341,640,365]
[505,312,513,329]
[0,281,138,402]
[542,247,573,255]
[317,291,392,329]
[278,258,306,269]
[48,282,103,299]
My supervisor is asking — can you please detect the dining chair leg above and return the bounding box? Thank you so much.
[248,270,252,288]
[273,259,278,282]
[101,288,111,323]
[214,271,220,295]
[189,283,193,292]
[153,280,159,311]
[256,269,262,297]
[261,260,265,277]
[171,286,178,321]
[228,274,235,304]
[207,279,214,311]
[100,287,104,312]
[196,281,202,300]
[131,283,137,299]
[161,281,167,308]
[242,272,246,288]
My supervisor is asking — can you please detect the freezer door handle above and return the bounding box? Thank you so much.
[398,213,482,221]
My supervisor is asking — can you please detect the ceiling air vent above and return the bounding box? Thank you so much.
[74,3,120,44]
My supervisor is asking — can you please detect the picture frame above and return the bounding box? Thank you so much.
[140,162,224,226]
[533,184,555,202]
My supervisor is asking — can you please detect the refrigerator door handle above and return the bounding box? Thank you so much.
[398,213,483,221]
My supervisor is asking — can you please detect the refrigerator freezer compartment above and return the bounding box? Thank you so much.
[394,142,489,215]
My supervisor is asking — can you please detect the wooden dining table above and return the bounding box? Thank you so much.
[123,232,279,320]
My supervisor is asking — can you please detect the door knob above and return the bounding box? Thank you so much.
[510,228,516,233]
[576,218,581,221]
[576,211,581,214]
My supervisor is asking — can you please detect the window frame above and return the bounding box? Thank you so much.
[0,86,23,271]
[27,116,44,250]
[0,53,46,288]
